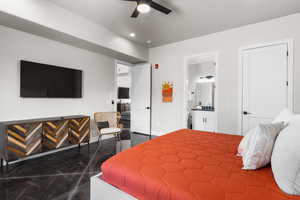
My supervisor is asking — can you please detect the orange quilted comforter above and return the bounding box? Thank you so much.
[101,129,300,200]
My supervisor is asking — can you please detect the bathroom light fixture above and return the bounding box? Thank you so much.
[130,33,136,37]
[198,77,215,83]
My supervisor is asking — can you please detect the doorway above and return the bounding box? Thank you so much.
[240,40,294,135]
[183,52,219,132]
[115,62,132,137]
[115,61,152,137]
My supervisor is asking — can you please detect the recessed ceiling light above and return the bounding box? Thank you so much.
[137,3,151,14]
[146,40,152,44]
[130,33,135,37]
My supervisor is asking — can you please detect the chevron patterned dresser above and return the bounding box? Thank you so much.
[0,115,90,167]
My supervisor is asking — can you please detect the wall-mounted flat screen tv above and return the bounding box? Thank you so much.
[118,87,130,99]
[20,60,82,98]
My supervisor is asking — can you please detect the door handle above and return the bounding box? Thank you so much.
[146,107,151,110]
[243,111,252,115]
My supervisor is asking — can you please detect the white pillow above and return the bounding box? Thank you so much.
[272,108,295,125]
[237,129,253,157]
[242,122,285,170]
[272,116,300,195]
[237,109,292,157]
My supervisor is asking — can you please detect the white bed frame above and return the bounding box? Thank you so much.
[90,173,137,200]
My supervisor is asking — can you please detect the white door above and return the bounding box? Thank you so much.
[204,112,216,132]
[192,111,205,131]
[192,111,216,132]
[130,63,151,135]
[242,43,288,134]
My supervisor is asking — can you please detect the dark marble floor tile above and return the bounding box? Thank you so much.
[0,133,151,200]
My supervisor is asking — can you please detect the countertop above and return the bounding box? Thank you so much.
[0,115,90,125]
[191,109,215,112]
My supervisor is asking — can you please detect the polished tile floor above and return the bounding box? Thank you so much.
[0,133,151,200]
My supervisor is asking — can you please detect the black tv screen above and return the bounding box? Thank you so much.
[20,60,82,98]
[118,87,129,99]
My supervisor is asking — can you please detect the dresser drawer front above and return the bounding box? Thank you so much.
[43,120,70,150]
[6,122,43,160]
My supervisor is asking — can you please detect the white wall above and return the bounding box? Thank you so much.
[0,25,116,139]
[150,13,300,135]
[0,0,148,63]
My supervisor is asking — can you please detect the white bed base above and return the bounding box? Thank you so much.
[90,173,137,200]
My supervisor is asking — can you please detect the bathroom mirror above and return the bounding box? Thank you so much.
[188,61,216,110]
[195,82,215,108]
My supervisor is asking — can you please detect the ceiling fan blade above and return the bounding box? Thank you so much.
[131,7,139,18]
[150,1,172,14]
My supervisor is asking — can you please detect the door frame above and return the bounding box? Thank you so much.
[183,52,219,132]
[238,39,294,135]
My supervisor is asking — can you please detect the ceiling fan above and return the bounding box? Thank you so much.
[122,0,172,18]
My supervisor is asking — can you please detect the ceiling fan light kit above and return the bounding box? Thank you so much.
[137,3,151,13]
[122,0,172,18]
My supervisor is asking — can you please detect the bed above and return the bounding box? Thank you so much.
[91,129,300,200]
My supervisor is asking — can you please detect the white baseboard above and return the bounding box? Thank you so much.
[151,128,178,136]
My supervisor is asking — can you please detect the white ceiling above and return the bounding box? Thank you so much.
[48,0,300,47]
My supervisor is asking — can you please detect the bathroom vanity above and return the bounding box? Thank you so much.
[192,109,216,132]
